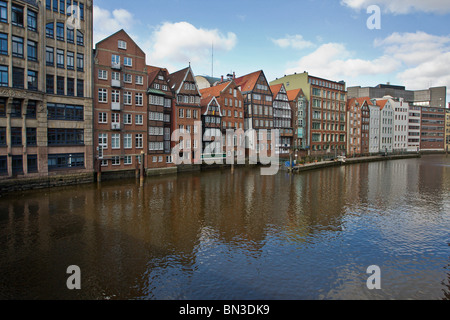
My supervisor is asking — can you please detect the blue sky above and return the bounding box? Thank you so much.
[93,0,450,101]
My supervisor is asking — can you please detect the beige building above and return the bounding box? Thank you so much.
[0,0,93,180]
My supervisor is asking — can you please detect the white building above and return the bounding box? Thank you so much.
[368,101,381,154]
[408,104,422,152]
[388,96,409,152]
[376,99,394,154]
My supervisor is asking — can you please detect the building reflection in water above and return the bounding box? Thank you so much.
[0,155,449,299]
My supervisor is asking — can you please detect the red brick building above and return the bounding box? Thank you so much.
[199,80,245,158]
[347,97,370,156]
[147,66,175,169]
[94,29,148,174]
[167,66,202,163]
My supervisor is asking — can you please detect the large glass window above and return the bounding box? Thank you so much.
[12,155,23,175]
[48,153,85,170]
[11,5,24,27]
[11,127,22,146]
[26,128,37,146]
[56,49,64,68]
[12,67,24,89]
[27,10,37,32]
[67,51,74,70]
[46,75,54,94]
[46,47,54,66]
[76,30,84,46]
[56,22,64,41]
[27,155,38,173]
[47,103,83,121]
[67,27,74,43]
[27,70,38,91]
[0,65,7,87]
[0,1,7,23]
[0,127,5,146]
[46,23,54,38]
[12,36,24,58]
[0,33,6,55]
[48,129,84,146]
[57,76,65,95]
[27,40,37,61]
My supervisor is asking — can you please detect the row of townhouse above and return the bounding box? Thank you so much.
[1,3,448,182]
[346,95,447,156]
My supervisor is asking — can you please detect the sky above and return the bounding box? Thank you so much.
[93,0,450,102]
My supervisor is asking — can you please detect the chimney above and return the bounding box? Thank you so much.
[233,72,235,79]
[221,75,224,82]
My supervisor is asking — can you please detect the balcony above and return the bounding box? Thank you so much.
[111,123,122,131]
[111,62,121,70]
[111,102,122,111]
[111,79,122,88]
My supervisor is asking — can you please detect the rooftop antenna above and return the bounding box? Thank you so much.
[211,41,214,78]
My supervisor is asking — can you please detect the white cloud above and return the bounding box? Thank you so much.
[272,35,315,50]
[341,0,450,14]
[93,6,135,44]
[285,31,450,96]
[147,21,237,69]
[285,42,399,80]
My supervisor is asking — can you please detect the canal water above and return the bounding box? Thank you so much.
[0,155,449,300]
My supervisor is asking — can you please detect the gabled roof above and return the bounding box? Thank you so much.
[270,84,283,99]
[95,29,146,57]
[234,70,264,93]
[200,96,222,116]
[375,99,389,110]
[199,81,234,101]
[286,88,304,102]
[167,67,190,93]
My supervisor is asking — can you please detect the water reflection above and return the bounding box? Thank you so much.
[0,155,449,300]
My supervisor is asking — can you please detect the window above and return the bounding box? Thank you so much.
[67,78,74,96]
[56,22,65,41]
[124,114,132,125]
[0,1,7,23]
[0,127,5,146]
[77,53,84,71]
[57,76,64,95]
[27,155,38,173]
[48,129,84,145]
[46,23,54,38]
[135,93,143,106]
[111,134,120,149]
[136,76,143,85]
[135,134,143,149]
[11,5,24,27]
[46,75,54,94]
[12,155,23,175]
[124,74,132,83]
[0,65,7,87]
[48,153,85,170]
[67,27,74,43]
[135,114,143,125]
[124,156,132,165]
[118,40,127,49]
[124,92,132,105]
[0,33,7,55]
[46,47,54,66]
[98,89,107,103]
[111,157,120,166]
[80,3,84,20]
[112,90,120,103]
[11,127,22,146]
[77,80,84,97]
[98,133,108,149]
[0,98,5,117]
[112,54,120,66]
[27,128,37,146]
[98,112,107,124]
[60,0,65,13]
[67,51,74,69]
[27,40,37,61]
[27,101,37,119]
[27,70,38,91]
[53,0,58,11]
[12,67,24,89]
[12,36,24,58]
[26,10,37,32]
[124,57,132,66]
[124,134,132,149]
[112,72,120,81]
[98,70,108,80]
[57,49,64,68]
[76,30,84,46]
